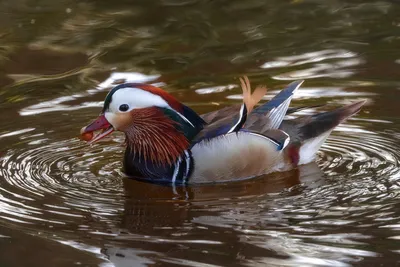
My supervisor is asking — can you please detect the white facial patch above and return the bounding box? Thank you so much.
[105,86,195,129]
[104,112,118,129]
[107,87,171,113]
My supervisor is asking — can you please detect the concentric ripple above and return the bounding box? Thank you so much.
[0,136,126,233]
[1,119,400,267]
[320,125,400,181]
[186,123,400,267]
[1,122,400,227]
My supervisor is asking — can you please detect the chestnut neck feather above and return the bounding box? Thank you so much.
[124,107,190,167]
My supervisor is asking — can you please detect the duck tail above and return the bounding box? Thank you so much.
[300,100,366,140]
[289,100,367,165]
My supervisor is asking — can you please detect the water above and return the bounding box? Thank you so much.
[1,0,400,266]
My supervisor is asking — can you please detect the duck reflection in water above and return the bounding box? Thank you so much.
[102,163,324,267]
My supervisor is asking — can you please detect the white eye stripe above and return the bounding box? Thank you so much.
[107,87,194,128]
[109,87,170,112]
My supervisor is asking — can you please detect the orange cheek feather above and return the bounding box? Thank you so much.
[113,112,133,131]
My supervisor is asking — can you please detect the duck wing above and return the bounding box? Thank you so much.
[193,76,267,142]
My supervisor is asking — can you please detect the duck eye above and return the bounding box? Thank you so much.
[119,104,129,112]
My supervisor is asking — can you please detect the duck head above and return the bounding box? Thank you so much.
[81,83,205,169]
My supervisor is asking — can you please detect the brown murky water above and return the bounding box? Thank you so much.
[1,0,400,266]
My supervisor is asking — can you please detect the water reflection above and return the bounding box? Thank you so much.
[1,0,400,266]
[2,119,399,266]
[19,72,160,116]
[261,49,363,80]
[100,126,400,266]
[261,49,357,69]
[1,68,400,266]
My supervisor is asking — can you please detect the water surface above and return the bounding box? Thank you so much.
[1,0,400,266]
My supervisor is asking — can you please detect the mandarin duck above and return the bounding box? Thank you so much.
[80,77,365,184]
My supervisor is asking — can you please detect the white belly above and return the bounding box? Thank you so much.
[190,132,292,183]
